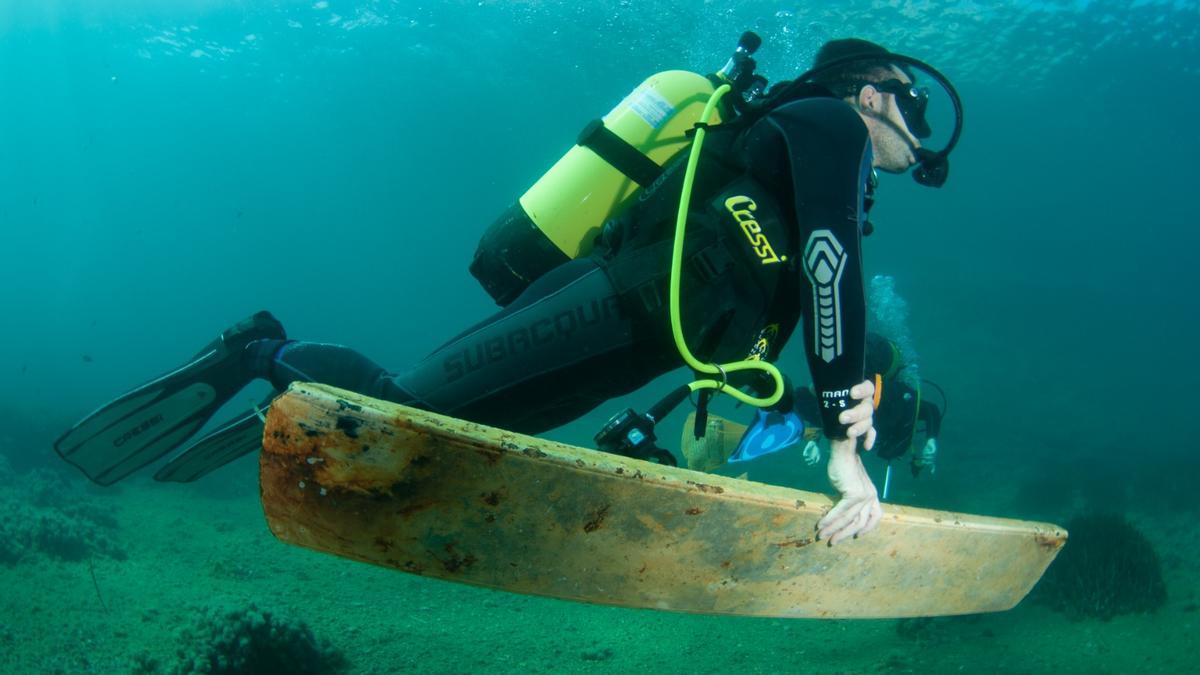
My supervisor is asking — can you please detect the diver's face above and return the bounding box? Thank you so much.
[857,69,923,173]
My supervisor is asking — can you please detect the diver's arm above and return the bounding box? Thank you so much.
[738,98,879,542]
[771,99,873,442]
[765,98,880,543]
[738,99,872,438]
[810,187,881,540]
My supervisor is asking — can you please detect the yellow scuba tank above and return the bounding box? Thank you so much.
[470,33,764,306]
[531,70,723,256]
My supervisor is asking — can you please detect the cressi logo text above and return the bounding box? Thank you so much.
[725,196,783,265]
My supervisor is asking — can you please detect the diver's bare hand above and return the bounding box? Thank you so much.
[838,379,877,450]
[817,436,883,545]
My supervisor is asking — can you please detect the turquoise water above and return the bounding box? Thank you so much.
[1,2,1197,673]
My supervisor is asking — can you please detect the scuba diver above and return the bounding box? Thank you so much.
[55,36,964,547]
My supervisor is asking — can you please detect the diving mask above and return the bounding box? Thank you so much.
[871,78,931,139]
[784,51,964,188]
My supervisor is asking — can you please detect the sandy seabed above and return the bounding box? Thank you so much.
[1,456,1196,675]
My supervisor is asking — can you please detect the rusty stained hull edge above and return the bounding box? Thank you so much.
[260,382,1067,619]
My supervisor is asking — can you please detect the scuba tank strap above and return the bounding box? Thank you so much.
[688,242,733,285]
[602,233,736,319]
[599,240,672,316]
[578,120,665,189]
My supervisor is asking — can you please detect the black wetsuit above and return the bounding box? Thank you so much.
[246,97,873,440]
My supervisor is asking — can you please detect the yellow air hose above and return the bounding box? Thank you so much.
[670,84,784,409]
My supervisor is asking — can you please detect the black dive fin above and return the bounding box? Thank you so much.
[154,397,272,483]
[54,312,284,486]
